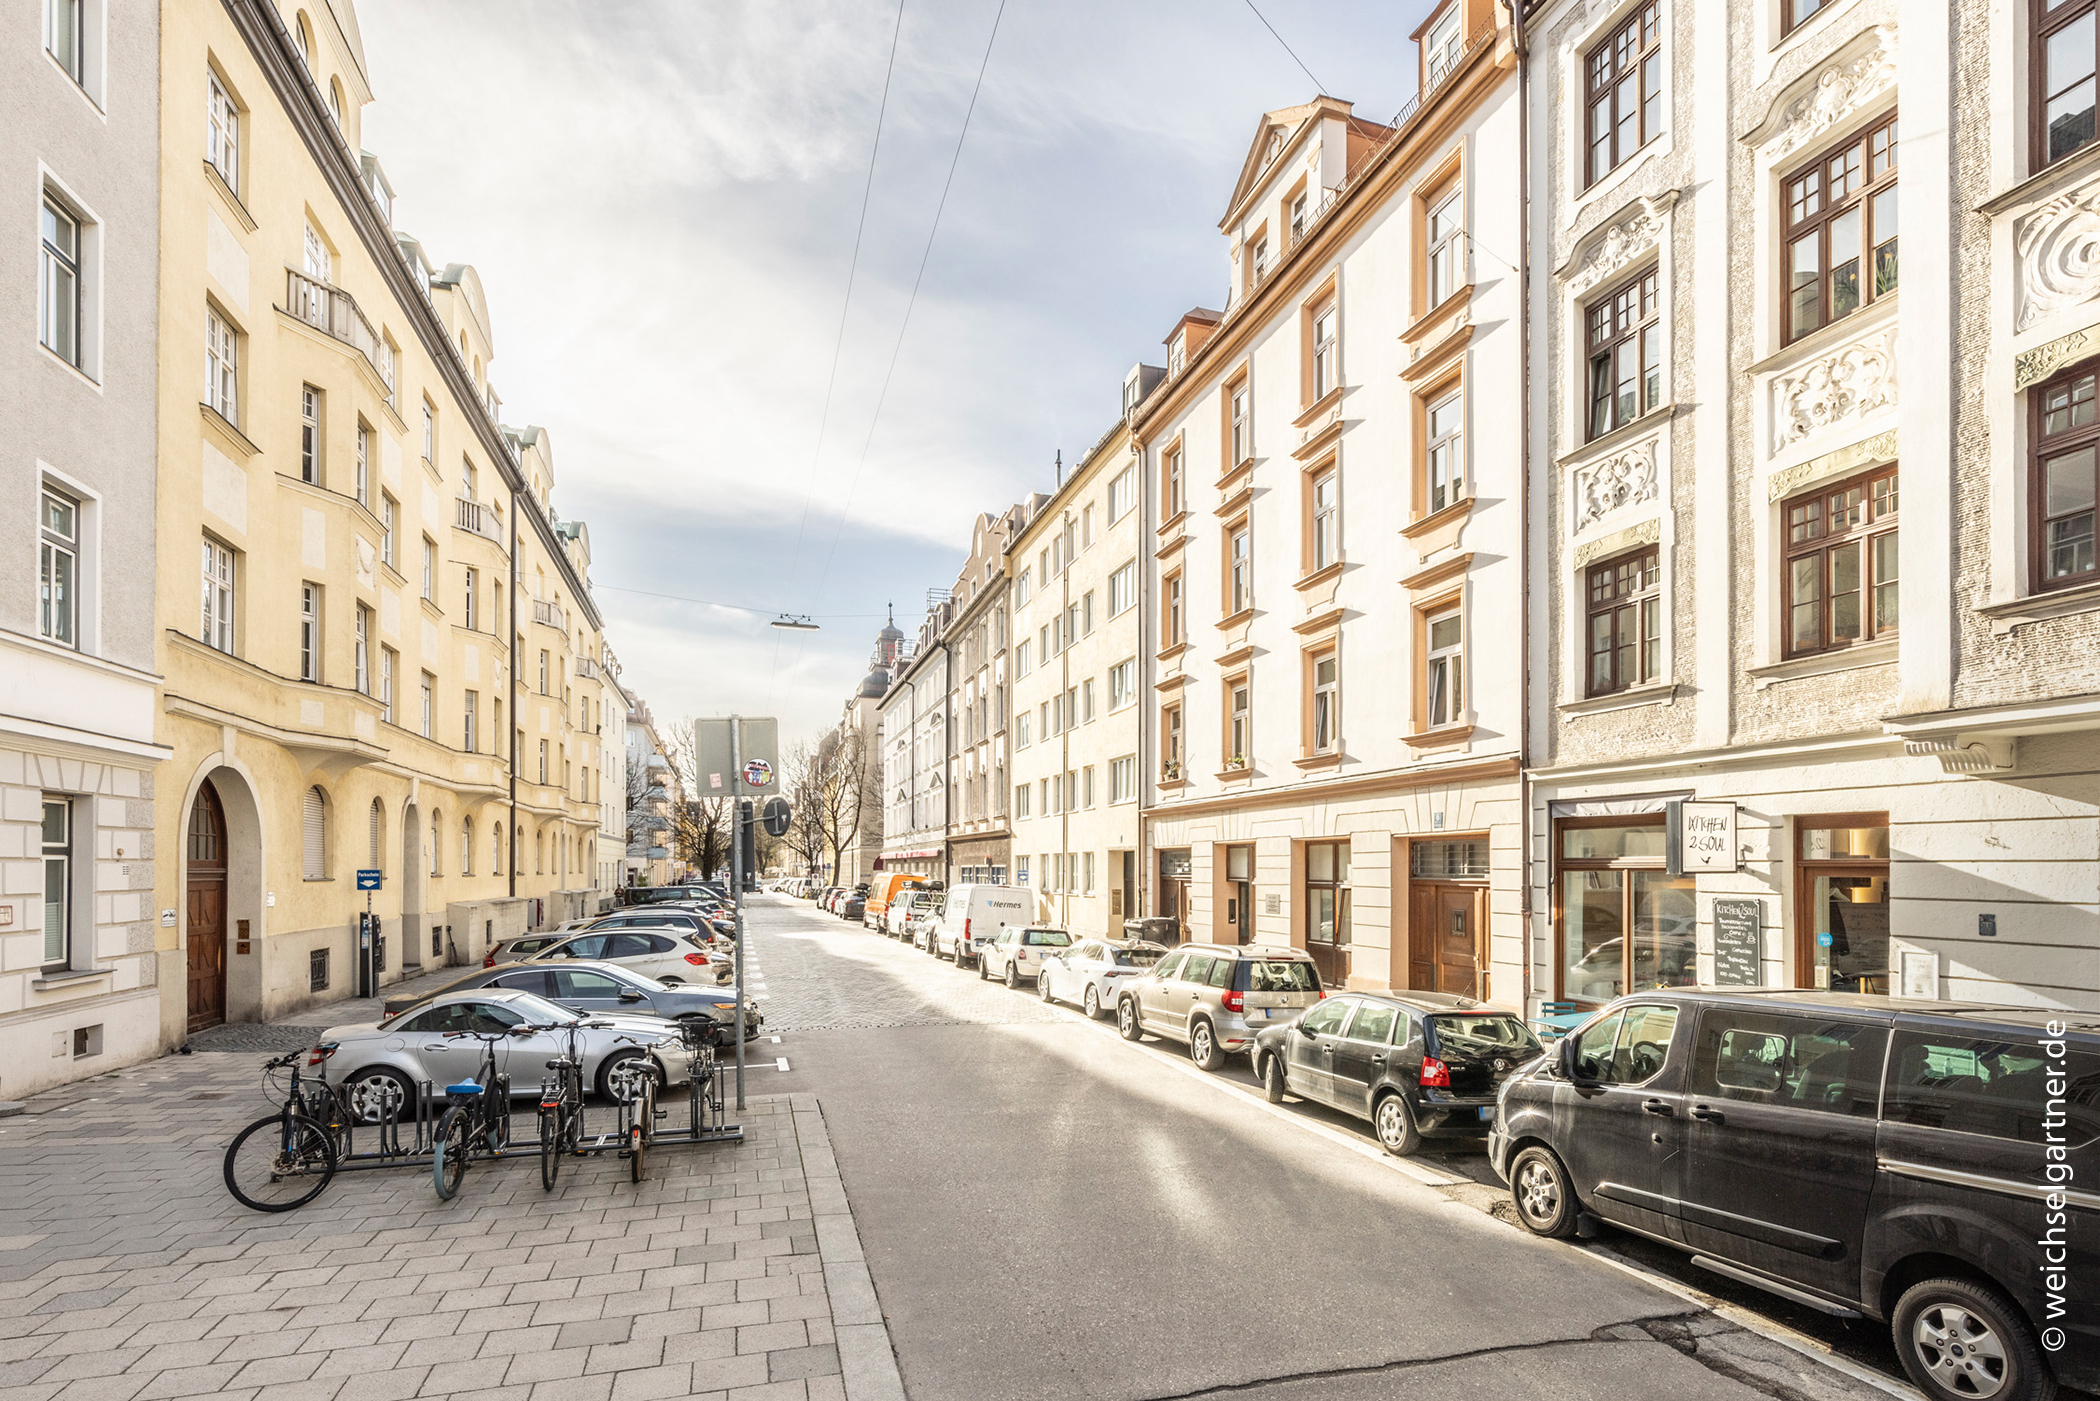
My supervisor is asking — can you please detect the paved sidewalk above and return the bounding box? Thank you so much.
[0,1049,906,1401]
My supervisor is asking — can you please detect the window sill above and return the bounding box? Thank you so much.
[1156,641,1189,663]
[1158,774,1188,791]
[1291,750,1342,771]
[1215,608,1255,632]
[1217,459,1254,494]
[1980,139,2100,217]
[419,596,445,623]
[1557,405,1675,471]
[1559,682,1678,717]
[203,159,257,233]
[1214,483,1254,519]
[1402,723,1474,751]
[1156,509,1188,538]
[200,403,261,459]
[1400,495,1475,542]
[31,966,116,993]
[1293,386,1345,429]
[1214,766,1254,783]
[1295,561,1345,593]
[1745,292,1898,378]
[1403,285,1474,345]
[1748,639,1897,689]
[1976,578,2100,635]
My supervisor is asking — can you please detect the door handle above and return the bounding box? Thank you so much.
[1690,1104,1726,1123]
[1642,1098,1674,1117]
[1369,1055,1385,1065]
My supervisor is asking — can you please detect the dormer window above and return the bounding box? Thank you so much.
[1251,237,1270,284]
[1290,193,1307,242]
[1425,5,1463,86]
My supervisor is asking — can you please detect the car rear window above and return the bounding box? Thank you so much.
[1025,929,1071,946]
[1241,959,1319,993]
[1427,1013,1540,1059]
[1114,947,1164,967]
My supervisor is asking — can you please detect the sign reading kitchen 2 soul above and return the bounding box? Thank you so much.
[1666,801,1739,875]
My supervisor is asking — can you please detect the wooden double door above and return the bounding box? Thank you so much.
[186,781,227,1033]
[1407,881,1487,1001]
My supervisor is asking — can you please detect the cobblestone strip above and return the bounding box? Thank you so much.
[790,1094,907,1401]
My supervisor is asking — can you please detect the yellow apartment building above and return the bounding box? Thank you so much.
[153,0,613,1038]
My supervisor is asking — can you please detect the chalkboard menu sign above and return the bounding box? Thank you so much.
[1711,899,1763,986]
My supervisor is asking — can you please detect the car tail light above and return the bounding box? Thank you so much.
[1221,990,1244,1012]
[1420,1055,1451,1088]
[308,1043,339,1068]
[484,952,497,967]
[963,918,971,940]
[684,953,708,966]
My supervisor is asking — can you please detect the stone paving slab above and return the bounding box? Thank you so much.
[0,1050,904,1401]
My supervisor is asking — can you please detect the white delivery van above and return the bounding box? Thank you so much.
[930,884,1033,968]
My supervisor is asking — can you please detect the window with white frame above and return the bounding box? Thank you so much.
[1312,302,1339,399]
[464,690,478,752]
[1108,467,1135,522]
[300,386,323,484]
[354,421,371,506]
[303,222,330,282]
[1083,591,1096,635]
[299,582,321,681]
[41,796,72,967]
[421,537,435,600]
[1082,678,1095,722]
[1109,755,1136,804]
[208,69,240,191]
[1108,560,1136,616]
[1229,523,1252,613]
[354,604,371,693]
[1228,678,1250,764]
[379,645,396,722]
[1015,783,1031,818]
[538,738,549,783]
[1016,569,1032,606]
[1425,3,1463,84]
[464,566,478,630]
[419,671,434,738]
[1312,469,1338,571]
[201,536,235,653]
[46,0,84,84]
[422,399,435,460]
[39,488,78,648]
[1230,383,1251,465]
[1016,854,1031,886]
[1425,608,1464,728]
[1109,658,1136,711]
[380,493,396,567]
[205,306,238,423]
[1016,709,1031,747]
[1426,389,1463,512]
[1427,188,1463,309]
[41,197,84,369]
[1312,650,1339,752]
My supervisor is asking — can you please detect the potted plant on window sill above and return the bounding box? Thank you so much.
[1224,755,1248,771]
[1162,759,1182,781]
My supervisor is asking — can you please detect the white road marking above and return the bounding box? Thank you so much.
[771,1035,782,1043]
[776,1057,790,1071]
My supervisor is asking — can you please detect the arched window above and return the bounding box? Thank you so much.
[461,816,474,875]
[367,798,384,871]
[491,822,503,875]
[301,786,329,879]
[328,77,345,127]
[429,808,443,876]
[294,11,314,68]
[535,829,544,875]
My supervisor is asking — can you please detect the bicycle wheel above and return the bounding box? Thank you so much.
[432,1106,469,1200]
[539,1109,560,1191]
[224,1112,337,1213]
[628,1079,652,1183]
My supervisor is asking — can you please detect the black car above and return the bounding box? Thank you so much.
[841,895,865,920]
[1252,991,1542,1155]
[1489,988,2100,1401]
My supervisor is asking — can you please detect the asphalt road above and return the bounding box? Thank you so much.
[736,895,1921,1401]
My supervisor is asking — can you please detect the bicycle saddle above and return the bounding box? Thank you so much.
[444,1081,482,1095]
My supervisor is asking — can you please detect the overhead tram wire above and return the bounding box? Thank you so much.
[801,0,1010,620]
[1241,0,1326,92]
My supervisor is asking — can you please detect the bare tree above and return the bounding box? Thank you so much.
[809,726,872,881]
[779,741,830,877]
[665,720,731,877]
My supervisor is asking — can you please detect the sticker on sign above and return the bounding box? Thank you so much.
[743,759,773,788]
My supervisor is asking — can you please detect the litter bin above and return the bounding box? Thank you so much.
[1123,917,1178,942]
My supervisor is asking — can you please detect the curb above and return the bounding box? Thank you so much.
[789,1090,909,1401]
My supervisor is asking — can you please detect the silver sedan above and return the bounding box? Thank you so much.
[310,988,699,1120]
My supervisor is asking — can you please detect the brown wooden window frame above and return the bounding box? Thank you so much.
[2036,0,2100,172]
[1780,112,1898,347]
[1781,464,1899,659]
[1585,266,1661,441]
[1584,545,1661,697]
[1583,0,1662,189]
[2031,357,2100,592]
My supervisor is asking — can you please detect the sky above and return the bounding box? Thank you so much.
[356,0,1436,744]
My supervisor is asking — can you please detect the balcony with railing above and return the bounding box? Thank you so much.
[532,598,568,632]
[575,656,601,681]
[285,269,395,402]
[455,496,505,546]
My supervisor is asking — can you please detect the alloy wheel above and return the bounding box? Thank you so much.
[1911,1304,2009,1399]
[1082,986,1101,1019]
[1516,1158,1560,1226]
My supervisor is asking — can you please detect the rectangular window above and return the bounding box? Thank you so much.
[1426,189,1462,309]
[1305,841,1352,953]
[380,493,397,567]
[464,567,478,630]
[1166,445,1185,518]
[300,385,322,484]
[1015,639,1030,677]
[1586,547,1662,696]
[1311,302,1339,399]
[1016,855,1031,886]
[1312,650,1338,752]
[354,422,371,506]
[1426,389,1463,512]
[40,198,82,367]
[2033,361,2100,589]
[1586,269,1662,440]
[1425,608,1464,728]
[420,671,434,739]
[208,70,240,190]
[1082,678,1096,722]
[1229,381,1251,467]
[1016,569,1032,607]
[1584,0,1662,188]
[2039,0,2099,168]
[538,738,548,783]
[421,537,435,600]
[1783,466,1898,657]
[1227,677,1250,766]
[205,307,238,423]
[1165,570,1184,647]
[1084,850,1096,894]
[1229,524,1251,614]
[1109,658,1136,711]
[1082,504,1095,549]
[1016,709,1031,747]
[299,583,321,682]
[1014,783,1031,818]
[354,604,371,694]
[38,488,78,648]
[1784,113,1898,344]
[303,222,330,281]
[1797,817,1890,991]
[41,796,72,967]
[380,646,396,723]
[1083,590,1096,635]
[1083,767,1096,809]
[1110,755,1136,804]
[464,690,478,752]
[461,456,478,502]
[1311,469,1338,571]
[421,400,436,460]
[1109,561,1136,616]
[539,649,550,694]
[201,536,235,653]
[1040,778,1051,814]
[1108,467,1135,522]
[1162,703,1183,778]
[46,0,84,83]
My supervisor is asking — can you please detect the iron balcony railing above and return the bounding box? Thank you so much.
[285,268,395,402]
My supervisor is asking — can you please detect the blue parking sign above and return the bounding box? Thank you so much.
[356,869,383,891]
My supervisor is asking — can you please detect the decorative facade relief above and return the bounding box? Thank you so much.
[1572,515,1661,569]
[1766,428,1898,502]
[2016,180,2100,331]
[1766,27,1897,161]
[1769,326,1897,454]
[2015,325,2099,388]
[1563,193,1676,298]
[1571,436,1660,531]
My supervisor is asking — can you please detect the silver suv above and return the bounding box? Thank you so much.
[1117,943,1324,1070]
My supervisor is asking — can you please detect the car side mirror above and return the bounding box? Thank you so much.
[1558,1036,1588,1083]
[617,988,644,1003]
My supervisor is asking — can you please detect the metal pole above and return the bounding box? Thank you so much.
[731,717,746,1109]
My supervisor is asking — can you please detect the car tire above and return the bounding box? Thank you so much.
[977,956,989,981]
[659,976,683,986]
[1374,1093,1422,1157]
[1038,970,1055,1004]
[1189,1019,1226,1072]
[1262,1052,1288,1103]
[1082,985,1102,1020]
[1509,1145,1580,1240]
[1892,1277,2056,1401]
[597,1050,663,1104]
[1004,960,1019,989]
[1118,997,1143,1041]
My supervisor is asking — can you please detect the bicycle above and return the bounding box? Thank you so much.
[530,1020,594,1191]
[223,1050,344,1212]
[431,1029,514,1200]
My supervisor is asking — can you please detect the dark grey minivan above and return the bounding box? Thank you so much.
[1489,989,2098,1401]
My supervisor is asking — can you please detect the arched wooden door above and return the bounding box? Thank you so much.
[186,781,228,1032]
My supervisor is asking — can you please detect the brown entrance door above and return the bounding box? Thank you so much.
[1408,882,1486,1000]
[186,781,228,1032]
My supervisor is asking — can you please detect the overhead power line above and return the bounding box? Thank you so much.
[1241,0,1327,93]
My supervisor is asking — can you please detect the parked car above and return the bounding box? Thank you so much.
[483,933,570,967]
[840,894,865,921]
[382,961,763,1039]
[979,925,1074,988]
[1490,988,2100,1401]
[929,885,1032,967]
[862,873,930,930]
[529,929,732,986]
[1253,991,1541,1155]
[885,888,935,938]
[315,988,703,1115]
[1117,944,1324,1070]
[1036,938,1171,1019]
[903,893,945,950]
[620,884,720,908]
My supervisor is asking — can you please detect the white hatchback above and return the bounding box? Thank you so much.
[980,925,1073,988]
[1036,938,1173,1020]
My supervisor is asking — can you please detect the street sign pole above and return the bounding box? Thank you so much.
[731,716,746,1110]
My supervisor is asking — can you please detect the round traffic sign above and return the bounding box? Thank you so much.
[762,796,792,837]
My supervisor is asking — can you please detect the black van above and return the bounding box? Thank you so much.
[1488,989,2098,1401]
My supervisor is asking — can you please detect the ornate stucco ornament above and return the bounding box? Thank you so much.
[1563,192,1677,298]
[1770,327,1897,453]
[2016,180,2100,331]
[1573,437,1660,530]
[1766,26,1898,162]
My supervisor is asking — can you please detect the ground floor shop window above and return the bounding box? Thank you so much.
[1796,815,1889,993]
[1556,817,1695,1005]
[1304,841,1351,987]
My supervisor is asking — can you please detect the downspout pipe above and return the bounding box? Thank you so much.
[508,485,519,905]
[1507,0,1535,1019]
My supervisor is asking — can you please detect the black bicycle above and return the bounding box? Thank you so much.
[431,1030,513,1200]
[223,1050,343,1212]
[533,1021,592,1191]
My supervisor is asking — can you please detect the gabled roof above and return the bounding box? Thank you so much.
[1219,96,1355,231]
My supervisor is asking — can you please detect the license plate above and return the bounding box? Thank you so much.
[1478,1107,1494,1121]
